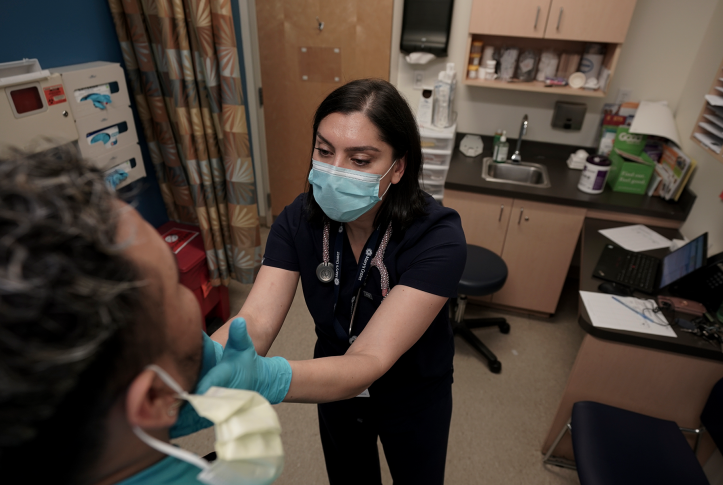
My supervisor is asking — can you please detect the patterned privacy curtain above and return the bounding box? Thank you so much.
[108,0,261,285]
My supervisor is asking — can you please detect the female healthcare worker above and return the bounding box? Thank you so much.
[212,79,466,484]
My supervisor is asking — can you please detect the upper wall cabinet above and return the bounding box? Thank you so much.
[544,0,636,43]
[469,0,552,39]
[469,0,636,44]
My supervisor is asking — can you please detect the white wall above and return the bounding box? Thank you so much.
[392,0,718,147]
[675,0,723,255]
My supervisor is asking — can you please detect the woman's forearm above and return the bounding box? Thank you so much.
[284,353,385,403]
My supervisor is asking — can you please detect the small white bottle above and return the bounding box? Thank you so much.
[493,132,509,162]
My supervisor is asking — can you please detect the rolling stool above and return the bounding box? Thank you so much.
[454,244,509,373]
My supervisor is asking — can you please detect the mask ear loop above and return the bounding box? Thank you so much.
[379,160,397,199]
[131,364,211,471]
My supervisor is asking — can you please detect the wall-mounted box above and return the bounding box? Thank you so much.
[0,61,78,153]
[76,105,138,159]
[95,143,146,190]
[50,62,131,120]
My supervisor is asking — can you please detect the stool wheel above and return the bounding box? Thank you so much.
[489,360,502,373]
[499,322,511,334]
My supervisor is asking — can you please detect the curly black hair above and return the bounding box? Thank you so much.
[0,146,165,483]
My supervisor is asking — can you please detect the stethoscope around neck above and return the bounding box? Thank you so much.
[316,219,392,342]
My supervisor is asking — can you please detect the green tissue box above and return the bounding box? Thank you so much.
[607,149,655,194]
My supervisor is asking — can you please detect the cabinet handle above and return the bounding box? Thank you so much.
[518,208,524,225]
[534,6,540,29]
[556,7,563,31]
[498,204,504,222]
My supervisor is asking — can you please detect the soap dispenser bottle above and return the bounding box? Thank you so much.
[493,131,508,163]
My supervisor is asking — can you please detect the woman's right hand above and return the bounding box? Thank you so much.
[198,317,292,404]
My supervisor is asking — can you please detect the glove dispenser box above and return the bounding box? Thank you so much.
[97,143,146,190]
[0,66,79,153]
[75,106,139,159]
[50,62,131,120]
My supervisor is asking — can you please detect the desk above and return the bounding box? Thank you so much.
[542,218,723,465]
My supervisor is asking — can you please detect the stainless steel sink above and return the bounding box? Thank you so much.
[482,157,551,188]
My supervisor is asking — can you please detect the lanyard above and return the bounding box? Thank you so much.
[321,221,391,342]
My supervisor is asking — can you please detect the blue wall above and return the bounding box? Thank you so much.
[0,2,159,227]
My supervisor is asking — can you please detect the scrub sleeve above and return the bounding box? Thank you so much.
[263,193,466,485]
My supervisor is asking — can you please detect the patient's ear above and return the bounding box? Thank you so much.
[126,368,181,430]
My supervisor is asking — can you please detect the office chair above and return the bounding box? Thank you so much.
[453,244,509,374]
[543,376,723,485]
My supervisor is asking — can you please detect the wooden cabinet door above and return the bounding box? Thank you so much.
[256,0,394,216]
[469,0,552,38]
[493,200,585,314]
[443,189,513,256]
[544,0,637,43]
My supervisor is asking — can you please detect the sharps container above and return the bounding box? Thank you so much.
[577,155,611,194]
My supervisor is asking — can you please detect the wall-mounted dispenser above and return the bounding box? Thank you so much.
[400,0,455,57]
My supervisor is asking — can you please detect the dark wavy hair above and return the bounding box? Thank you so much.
[304,79,427,233]
[0,146,164,484]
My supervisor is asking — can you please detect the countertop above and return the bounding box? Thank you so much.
[578,218,722,361]
[444,133,696,221]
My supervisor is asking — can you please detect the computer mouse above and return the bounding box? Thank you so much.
[598,281,633,297]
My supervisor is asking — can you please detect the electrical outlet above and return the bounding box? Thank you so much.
[413,71,424,89]
[615,87,633,105]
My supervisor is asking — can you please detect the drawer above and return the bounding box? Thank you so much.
[422,148,452,167]
[420,164,449,184]
[419,123,456,151]
[76,105,138,159]
[419,179,445,199]
[98,143,147,190]
[51,62,130,120]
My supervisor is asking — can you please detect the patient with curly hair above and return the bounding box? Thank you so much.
[0,148,286,485]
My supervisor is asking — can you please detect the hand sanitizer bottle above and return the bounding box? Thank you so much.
[493,131,509,163]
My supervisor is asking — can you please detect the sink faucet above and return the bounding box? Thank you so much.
[510,114,528,163]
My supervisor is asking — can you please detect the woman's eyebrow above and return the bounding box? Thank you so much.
[316,133,381,153]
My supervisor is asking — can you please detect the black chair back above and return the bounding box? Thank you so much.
[701,377,723,451]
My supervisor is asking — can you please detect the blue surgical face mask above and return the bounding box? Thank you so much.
[307,159,397,222]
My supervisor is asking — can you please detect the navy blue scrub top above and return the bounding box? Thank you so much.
[262,193,467,404]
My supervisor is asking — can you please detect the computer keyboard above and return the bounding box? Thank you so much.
[615,253,656,291]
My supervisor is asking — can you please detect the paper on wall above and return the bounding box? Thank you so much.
[628,100,681,146]
[705,94,723,107]
[598,224,672,252]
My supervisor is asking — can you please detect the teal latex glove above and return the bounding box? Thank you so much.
[196,318,292,405]
[81,93,112,109]
[105,169,128,190]
[170,332,224,439]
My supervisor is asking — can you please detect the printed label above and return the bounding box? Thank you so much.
[162,228,199,254]
[43,84,67,105]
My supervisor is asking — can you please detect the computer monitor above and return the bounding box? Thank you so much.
[660,233,708,288]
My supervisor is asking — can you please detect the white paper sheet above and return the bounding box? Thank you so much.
[705,94,723,107]
[580,291,676,338]
[599,224,672,252]
[628,100,681,146]
[694,132,723,154]
[700,121,723,138]
[704,113,723,130]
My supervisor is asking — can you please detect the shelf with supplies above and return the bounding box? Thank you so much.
[690,56,723,164]
[463,34,622,98]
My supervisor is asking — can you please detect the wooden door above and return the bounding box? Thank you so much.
[492,200,585,314]
[469,0,551,38]
[544,0,637,43]
[256,0,394,216]
[443,189,513,256]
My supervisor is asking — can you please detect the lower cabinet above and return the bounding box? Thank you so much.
[445,189,585,314]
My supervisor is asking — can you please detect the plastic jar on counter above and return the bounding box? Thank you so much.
[577,155,611,194]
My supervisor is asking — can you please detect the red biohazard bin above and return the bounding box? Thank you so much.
[157,221,230,331]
